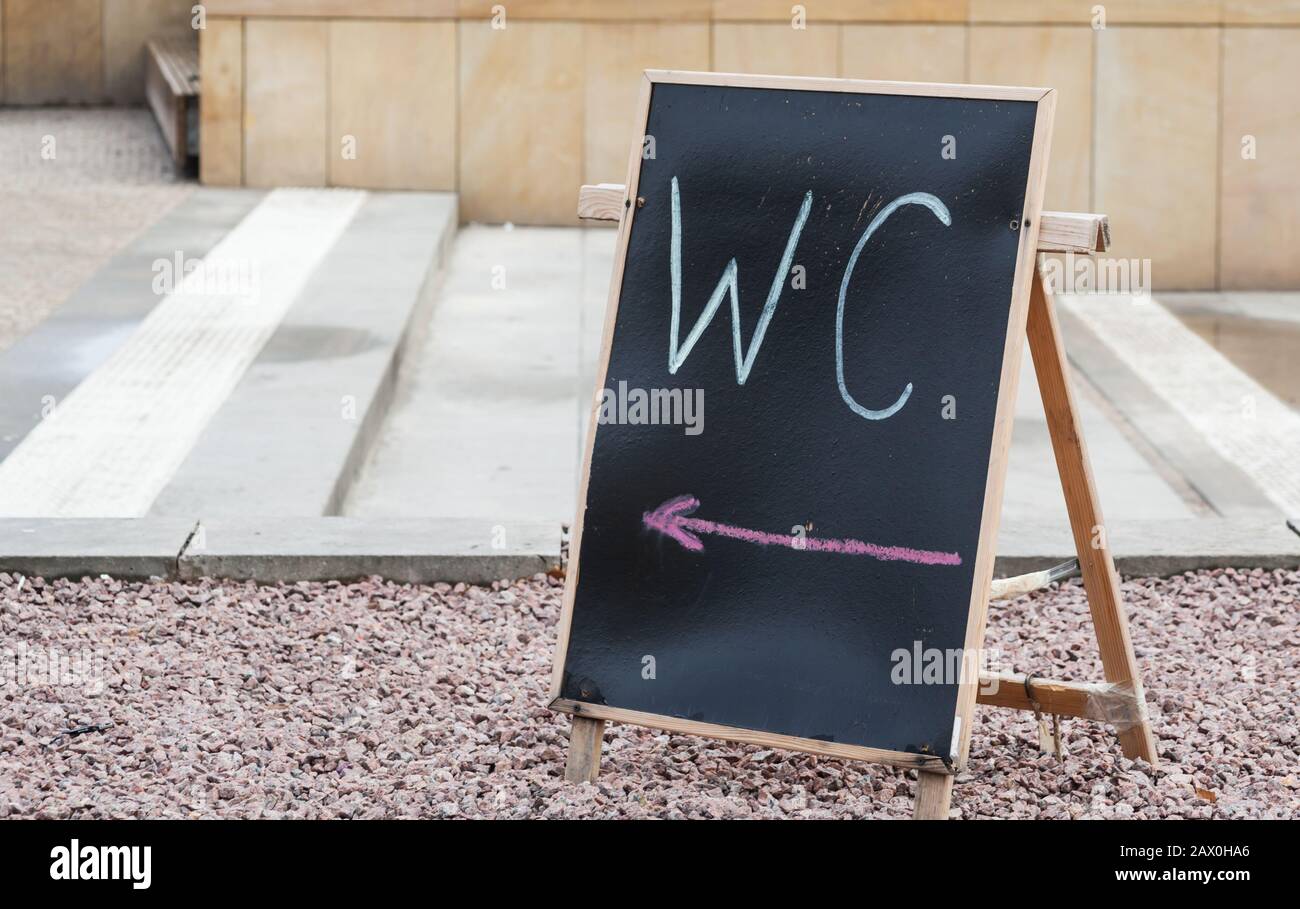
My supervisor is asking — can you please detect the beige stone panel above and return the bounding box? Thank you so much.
[328,21,456,190]
[713,0,968,21]
[1223,0,1300,23]
[971,1,1220,23]
[1220,28,1300,287]
[103,0,195,104]
[243,19,328,187]
[970,1,1085,22]
[1095,27,1219,290]
[459,20,583,224]
[584,23,709,185]
[458,0,710,19]
[3,0,103,104]
[840,25,966,82]
[969,25,1092,211]
[199,18,243,186]
[1097,1,1222,23]
[712,23,840,77]
[208,0,457,16]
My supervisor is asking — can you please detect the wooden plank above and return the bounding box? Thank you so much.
[949,87,1056,771]
[548,73,653,708]
[646,69,1050,103]
[564,715,606,782]
[1036,211,1110,253]
[1026,265,1159,766]
[161,38,199,88]
[913,771,954,819]
[580,185,1109,254]
[976,671,1140,723]
[199,18,243,186]
[149,37,198,97]
[576,183,626,221]
[557,678,1135,768]
[552,699,952,772]
[145,42,188,171]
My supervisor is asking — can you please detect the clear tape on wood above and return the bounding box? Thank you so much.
[989,558,1080,600]
[990,570,1052,599]
[1082,679,1145,733]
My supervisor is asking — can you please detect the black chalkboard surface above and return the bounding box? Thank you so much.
[552,72,1055,772]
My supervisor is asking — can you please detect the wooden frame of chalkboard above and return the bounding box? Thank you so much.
[551,71,1057,776]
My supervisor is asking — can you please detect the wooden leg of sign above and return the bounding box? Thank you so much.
[1026,264,1159,767]
[913,771,954,820]
[564,716,606,782]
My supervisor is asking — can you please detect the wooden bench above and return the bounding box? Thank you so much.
[145,37,200,172]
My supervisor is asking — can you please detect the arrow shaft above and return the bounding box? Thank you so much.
[677,516,961,566]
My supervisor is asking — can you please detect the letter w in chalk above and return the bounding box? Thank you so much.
[668,176,811,385]
[667,178,950,421]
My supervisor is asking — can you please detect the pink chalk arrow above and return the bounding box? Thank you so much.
[643,494,962,567]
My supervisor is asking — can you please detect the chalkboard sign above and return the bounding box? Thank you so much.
[552,72,1055,772]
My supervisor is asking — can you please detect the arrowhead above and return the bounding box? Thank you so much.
[642,494,704,551]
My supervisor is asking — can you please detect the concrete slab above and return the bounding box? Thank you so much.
[343,225,585,522]
[349,226,1209,532]
[1160,291,1300,326]
[0,518,195,579]
[0,188,265,460]
[995,518,1300,576]
[178,517,561,584]
[1055,305,1277,517]
[0,189,366,517]
[1061,292,1300,516]
[2,515,1289,585]
[1003,344,1200,525]
[1160,291,1300,412]
[151,192,457,517]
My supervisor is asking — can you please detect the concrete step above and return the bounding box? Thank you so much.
[0,188,264,460]
[0,517,561,584]
[151,192,456,517]
[342,226,593,522]
[0,188,455,519]
[1,516,1291,584]
[344,226,1215,531]
[178,516,557,583]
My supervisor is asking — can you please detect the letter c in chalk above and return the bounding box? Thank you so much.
[836,192,951,421]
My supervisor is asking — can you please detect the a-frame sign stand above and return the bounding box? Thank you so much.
[570,183,1158,820]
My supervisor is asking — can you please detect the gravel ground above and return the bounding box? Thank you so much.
[0,568,1295,819]
[0,109,193,351]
